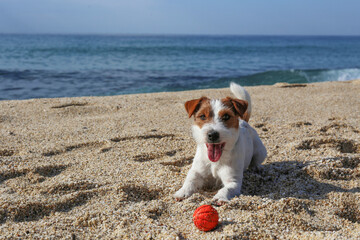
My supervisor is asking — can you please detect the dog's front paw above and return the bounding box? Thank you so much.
[213,186,240,204]
[173,187,193,201]
[212,194,230,205]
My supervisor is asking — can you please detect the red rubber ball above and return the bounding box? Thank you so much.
[193,205,219,231]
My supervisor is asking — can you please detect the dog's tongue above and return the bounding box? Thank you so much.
[206,143,223,162]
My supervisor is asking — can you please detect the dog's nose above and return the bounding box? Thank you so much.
[207,130,220,143]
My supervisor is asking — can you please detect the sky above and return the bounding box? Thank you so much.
[0,0,359,35]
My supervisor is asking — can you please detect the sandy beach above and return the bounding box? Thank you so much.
[0,80,359,239]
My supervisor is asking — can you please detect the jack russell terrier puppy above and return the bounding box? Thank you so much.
[174,82,267,204]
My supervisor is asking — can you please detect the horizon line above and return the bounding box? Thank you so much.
[1,32,360,37]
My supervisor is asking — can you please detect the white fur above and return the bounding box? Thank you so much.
[174,83,267,203]
[230,82,252,115]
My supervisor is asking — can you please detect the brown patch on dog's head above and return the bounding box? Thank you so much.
[184,97,209,118]
[221,97,249,122]
[185,97,214,128]
[218,108,239,129]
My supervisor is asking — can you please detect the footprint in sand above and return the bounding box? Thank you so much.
[109,133,179,163]
[0,149,15,157]
[133,150,179,163]
[290,121,312,127]
[304,156,360,180]
[0,164,104,223]
[319,122,359,134]
[51,102,88,109]
[254,123,270,132]
[110,133,175,142]
[296,137,359,154]
[274,83,307,88]
[119,184,162,202]
[42,141,111,157]
[0,164,68,184]
[332,193,360,224]
[2,190,98,222]
[160,157,193,172]
[42,133,177,160]
[50,101,113,117]
[114,184,166,221]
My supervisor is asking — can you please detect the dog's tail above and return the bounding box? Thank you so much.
[230,82,252,116]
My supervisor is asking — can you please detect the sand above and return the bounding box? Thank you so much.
[0,80,359,239]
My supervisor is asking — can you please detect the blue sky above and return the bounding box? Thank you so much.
[0,0,359,35]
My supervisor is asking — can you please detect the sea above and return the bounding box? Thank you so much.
[1,34,360,100]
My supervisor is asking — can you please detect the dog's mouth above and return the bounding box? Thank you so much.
[205,142,225,162]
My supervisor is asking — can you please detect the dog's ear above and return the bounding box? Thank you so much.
[184,97,208,118]
[223,97,249,121]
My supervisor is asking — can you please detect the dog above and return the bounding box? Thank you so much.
[174,82,267,204]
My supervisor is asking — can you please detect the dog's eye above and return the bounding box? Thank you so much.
[199,114,206,120]
[222,114,230,121]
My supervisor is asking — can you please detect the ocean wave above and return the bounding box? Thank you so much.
[1,67,359,85]
[224,68,360,86]
[1,67,360,100]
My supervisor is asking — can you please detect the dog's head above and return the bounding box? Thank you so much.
[185,96,248,162]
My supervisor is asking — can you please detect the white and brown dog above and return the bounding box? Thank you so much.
[174,82,267,204]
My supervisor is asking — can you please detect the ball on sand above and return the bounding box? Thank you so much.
[193,205,219,231]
